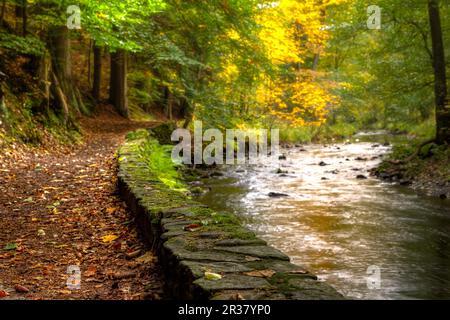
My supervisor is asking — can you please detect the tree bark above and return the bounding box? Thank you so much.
[109,49,129,118]
[0,0,6,26]
[47,26,78,122]
[428,0,449,144]
[92,44,102,101]
[21,0,27,36]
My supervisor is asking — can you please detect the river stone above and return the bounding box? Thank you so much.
[213,246,290,261]
[194,274,272,292]
[214,239,267,247]
[180,261,253,278]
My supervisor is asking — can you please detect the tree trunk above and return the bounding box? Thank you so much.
[0,0,6,26]
[428,0,449,144]
[21,0,26,36]
[166,91,174,120]
[15,3,22,34]
[47,25,87,122]
[48,26,72,122]
[92,44,102,101]
[49,26,72,82]
[109,49,129,118]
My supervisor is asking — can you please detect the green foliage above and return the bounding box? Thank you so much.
[323,0,450,134]
[279,125,318,143]
[138,135,186,192]
[0,31,46,56]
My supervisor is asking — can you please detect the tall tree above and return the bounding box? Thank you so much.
[92,44,102,101]
[109,49,128,118]
[428,0,448,144]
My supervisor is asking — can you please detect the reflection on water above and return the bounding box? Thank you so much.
[195,139,450,300]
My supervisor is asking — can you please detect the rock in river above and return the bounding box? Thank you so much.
[268,192,289,198]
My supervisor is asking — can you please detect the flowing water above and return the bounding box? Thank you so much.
[194,133,450,300]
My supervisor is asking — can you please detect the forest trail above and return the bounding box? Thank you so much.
[0,107,164,300]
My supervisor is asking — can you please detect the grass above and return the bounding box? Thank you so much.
[134,130,187,192]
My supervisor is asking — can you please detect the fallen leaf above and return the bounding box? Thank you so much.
[126,249,141,259]
[135,252,156,264]
[83,266,97,278]
[244,256,261,262]
[204,272,222,281]
[112,271,136,280]
[106,207,118,214]
[58,290,72,295]
[14,285,30,293]
[244,269,276,278]
[184,224,202,232]
[101,234,118,243]
[3,243,17,251]
[0,290,9,298]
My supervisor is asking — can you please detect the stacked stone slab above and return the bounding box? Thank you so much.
[117,133,344,300]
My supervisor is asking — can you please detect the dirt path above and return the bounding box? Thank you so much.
[0,107,164,300]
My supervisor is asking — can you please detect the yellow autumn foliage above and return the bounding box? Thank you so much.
[255,0,346,127]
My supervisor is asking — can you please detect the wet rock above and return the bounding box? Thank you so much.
[299,148,307,152]
[268,192,289,198]
[295,144,303,148]
[330,170,339,175]
[279,154,287,160]
[235,169,245,173]
[383,142,391,146]
[210,171,224,177]
[351,168,361,171]
[355,157,367,161]
[321,177,328,180]
[190,186,208,195]
[276,168,288,174]
[400,180,412,186]
[356,175,368,180]
[440,194,447,200]
[372,144,380,148]
[319,161,328,166]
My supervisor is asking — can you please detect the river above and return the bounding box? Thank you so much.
[193,133,450,300]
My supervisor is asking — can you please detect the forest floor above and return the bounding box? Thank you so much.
[0,106,165,300]
[373,143,450,199]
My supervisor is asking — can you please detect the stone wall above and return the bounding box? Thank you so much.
[117,132,343,300]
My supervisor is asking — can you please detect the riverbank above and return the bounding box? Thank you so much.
[117,128,344,300]
[372,141,450,199]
